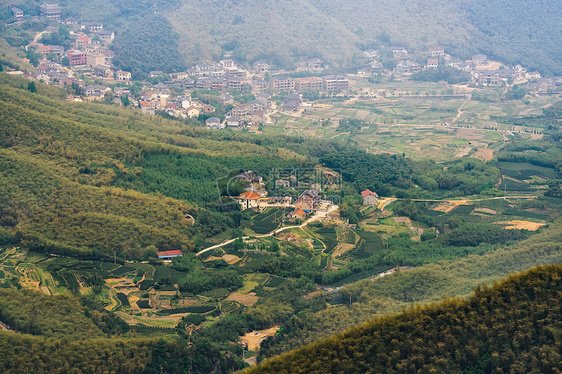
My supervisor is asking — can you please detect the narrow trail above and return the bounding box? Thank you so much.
[452,98,470,124]
[196,205,338,256]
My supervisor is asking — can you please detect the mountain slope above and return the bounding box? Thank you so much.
[245,264,562,373]
[257,216,562,360]
[167,0,360,67]
[2,0,560,74]
[164,0,562,73]
[0,73,314,258]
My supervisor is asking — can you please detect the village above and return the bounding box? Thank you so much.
[4,3,562,132]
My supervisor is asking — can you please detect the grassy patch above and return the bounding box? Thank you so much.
[284,244,314,259]
[450,205,475,215]
[182,313,207,325]
[264,275,285,288]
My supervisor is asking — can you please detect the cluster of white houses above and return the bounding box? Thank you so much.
[360,46,547,87]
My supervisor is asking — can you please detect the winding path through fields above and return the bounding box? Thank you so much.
[196,205,339,257]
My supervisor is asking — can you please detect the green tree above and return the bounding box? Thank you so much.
[120,95,130,107]
[27,81,37,93]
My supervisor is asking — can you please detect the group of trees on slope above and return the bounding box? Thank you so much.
[248,264,562,373]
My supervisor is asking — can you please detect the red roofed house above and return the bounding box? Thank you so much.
[361,189,378,206]
[185,106,200,118]
[289,209,307,220]
[157,250,183,260]
[39,45,52,56]
[427,58,439,69]
[75,35,90,48]
[237,191,261,210]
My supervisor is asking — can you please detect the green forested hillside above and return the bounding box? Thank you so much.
[256,218,562,361]
[0,288,243,374]
[465,0,562,75]
[0,73,317,258]
[2,0,560,74]
[176,0,562,73]
[246,264,562,373]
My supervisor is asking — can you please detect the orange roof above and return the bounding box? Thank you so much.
[238,191,261,200]
[78,35,89,41]
[361,189,376,197]
[140,101,150,106]
[166,250,183,256]
[295,209,306,217]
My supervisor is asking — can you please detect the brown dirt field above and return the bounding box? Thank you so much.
[456,129,484,140]
[226,292,259,307]
[203,256,223,262]
[178,298,199,306]
[222,254,241,264]
[332,243,355,258]
[455,147,472,158]
[158,291,177,296]
[475,62,502,70]
[40,286,51,295]
[105,277,133,286]
[129,296,140,312]
[499,220,546,230]
[433,200,469,213]
[473,208,497,215]
[240,326,280,351]
[392,217,413,226]
[20,281,40,291]
[473,148,495,162]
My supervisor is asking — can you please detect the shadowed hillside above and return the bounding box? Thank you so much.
[245,264,562,373]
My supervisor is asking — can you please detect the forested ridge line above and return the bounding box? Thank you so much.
[36,0,561,75]
[245,264,562,373]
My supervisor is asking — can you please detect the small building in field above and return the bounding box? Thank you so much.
[427,58,439,69]
[361,189,378,206]
[472,54,487,66]
[157,250,183,260]
[116,70,132,81]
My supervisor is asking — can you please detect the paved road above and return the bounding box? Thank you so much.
[409,195,537,203]
[196,205,339,256]
[197,195,535,256]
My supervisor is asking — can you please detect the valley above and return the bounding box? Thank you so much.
[0,1,561,373]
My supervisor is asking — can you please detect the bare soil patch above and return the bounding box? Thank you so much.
[332,243,355,258]
[203,256,223,262]
[473,208,497,215]
[473,148,495,162]
[226,292,259,306]
[392,217,413,226]
[456,129,484,140]
[433,200,468,213]
[241,326,280,351]
[222,254,241,264]
[499,220,546,230]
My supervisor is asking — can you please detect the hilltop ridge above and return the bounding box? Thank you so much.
[245,264,562,373]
